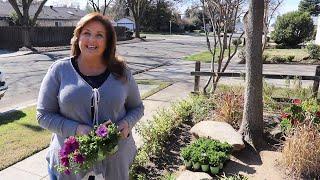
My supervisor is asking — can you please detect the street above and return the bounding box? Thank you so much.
[0,34,318,112]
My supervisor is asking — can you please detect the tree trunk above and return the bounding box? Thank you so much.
[135,19,141,38]
[239,0,265,149]
[22,26,31,48]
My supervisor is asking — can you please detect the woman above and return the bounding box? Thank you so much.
[37,12,144,180]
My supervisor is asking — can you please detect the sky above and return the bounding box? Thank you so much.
[45,0,300,15]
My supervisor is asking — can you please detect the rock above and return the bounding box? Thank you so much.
[190,121,245,151]
[176,170,213,180]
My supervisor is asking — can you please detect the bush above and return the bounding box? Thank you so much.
[232,39,242,46]
[271,11,313,47]
[307,44,320,59]
[214,89,244,129]
[269,56,295,63]
[281,124,320,178]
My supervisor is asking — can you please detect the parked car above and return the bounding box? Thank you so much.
[0,71,7,100]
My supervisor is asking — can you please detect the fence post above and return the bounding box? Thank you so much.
[194,61,201,92]
[312,66,320,98]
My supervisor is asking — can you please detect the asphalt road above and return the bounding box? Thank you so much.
[0,34,318,112]
[0,35,207,112]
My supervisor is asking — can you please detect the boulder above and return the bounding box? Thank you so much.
[190,121,245,151]
[176,170,213,180]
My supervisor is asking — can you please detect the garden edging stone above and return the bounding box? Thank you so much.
[176,170,213,180]
[190,121,245,151]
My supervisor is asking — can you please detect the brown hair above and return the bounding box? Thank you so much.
[71,12,126,79]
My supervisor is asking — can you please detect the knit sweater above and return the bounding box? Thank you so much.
[36,58,144,180]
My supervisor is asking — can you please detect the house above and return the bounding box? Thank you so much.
[0,1,87,27]
[115,17,135,31]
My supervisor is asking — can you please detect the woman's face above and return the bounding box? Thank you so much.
[78,21,107,59]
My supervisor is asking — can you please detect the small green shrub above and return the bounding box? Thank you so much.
[307,44,320,59]
[232,39,242,46]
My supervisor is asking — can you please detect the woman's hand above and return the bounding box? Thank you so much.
[76,124,92,135]
[118,120,129,139]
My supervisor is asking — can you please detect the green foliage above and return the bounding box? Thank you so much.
[298,0,320,16]
[279,98,320,133]
[189,95,215,123]
[232,39,242,46]
[307,44,320,59]
[271,11,313,47]
[181,138,231,171]
[269,55,295,63]
[131,95,215,179]
[218,173,249,180]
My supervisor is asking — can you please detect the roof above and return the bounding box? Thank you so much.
[0,1,87,20]
[116,17,135,23]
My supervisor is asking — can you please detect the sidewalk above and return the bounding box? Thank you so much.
[0,80,194,180]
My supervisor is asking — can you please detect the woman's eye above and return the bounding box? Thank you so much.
[83,32,90,36]
[96,34,104,38]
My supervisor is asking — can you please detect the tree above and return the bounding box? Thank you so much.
[87,0,114,15]
[239,0,264,149]
[262,0,283,51]
[127,0,152,38]
[8,0,48,47]
[298,0,320,16]
[141,0,174,32]
[202,0,245,93]
[271,11,313,47]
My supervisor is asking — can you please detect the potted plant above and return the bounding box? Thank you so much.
[199,152,209,172]
[181,147,192,168]
[209,152,220,175]
[191,150,201,171]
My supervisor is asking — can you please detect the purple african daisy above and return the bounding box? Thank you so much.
[60,156,70,167]
[73,151,85,164]
[64,136,79,153]
[95,124,108,137]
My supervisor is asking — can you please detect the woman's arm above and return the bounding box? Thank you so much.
[36,62,80,137]
[121,70,144,131]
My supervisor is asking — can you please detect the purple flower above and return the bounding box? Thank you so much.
[60,156,69,167]
[64,136,79,153]
[95,124,108,137]
[73,151,85,164]
[64,169,71,175]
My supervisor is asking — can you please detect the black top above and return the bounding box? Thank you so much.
[71,57,110,88]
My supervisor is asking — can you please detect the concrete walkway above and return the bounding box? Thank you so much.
[0,78,194,180]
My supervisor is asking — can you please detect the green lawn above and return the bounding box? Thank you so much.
[0,106,51,170]
[0,80,171,170]
[183,48,235,63]
[264,48,309,62]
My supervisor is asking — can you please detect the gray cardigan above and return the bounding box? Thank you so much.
[37,58,144,180]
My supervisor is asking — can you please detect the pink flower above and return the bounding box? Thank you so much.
[73,151,85,164]
[60,156,69,167]
[95,124,108,138]
[293,99,302,105]
[64,169,71,175]
[64,136,79,153]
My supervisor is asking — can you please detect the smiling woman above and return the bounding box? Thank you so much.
[37,12,144,180]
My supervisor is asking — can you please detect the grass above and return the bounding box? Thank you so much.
[136,79,172,100]
[183,48,235,63]
[0,106,51,170]
[264,48,309,62]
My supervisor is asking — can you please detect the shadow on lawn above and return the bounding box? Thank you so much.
[20,123,45,132]
[0,110,26,125]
